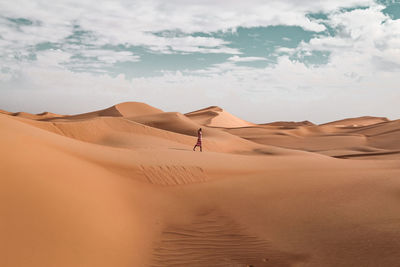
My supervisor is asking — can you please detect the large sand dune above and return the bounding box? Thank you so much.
[1,102,400,267]
[185,106,255,128]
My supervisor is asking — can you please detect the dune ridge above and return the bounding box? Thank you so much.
[262,120,315,127]
[185,106,255,128]
[319,116,389,127]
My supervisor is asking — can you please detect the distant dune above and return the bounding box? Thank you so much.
[1,102,400,267]
[4,110,63,120]
[185,106,255,128]
[38,102,161,122]
[319,116,389,127]
[262,120,315,127]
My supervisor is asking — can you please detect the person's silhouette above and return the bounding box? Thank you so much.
[193,128,202,152]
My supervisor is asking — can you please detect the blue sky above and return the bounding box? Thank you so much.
[1,0,400,123]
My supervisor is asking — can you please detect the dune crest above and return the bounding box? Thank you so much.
[114,102,163,117]
[42,102,163,121]
[2,111,64,120]
[0,109,13,115]
[319,116,389,127]
[185,106,255,128]
[262,120,315,127]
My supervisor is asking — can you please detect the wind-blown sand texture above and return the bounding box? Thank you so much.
[1,102,400,267]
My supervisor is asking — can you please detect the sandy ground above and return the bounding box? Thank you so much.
[1,102,400,267]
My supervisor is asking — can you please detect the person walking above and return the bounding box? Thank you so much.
[193,128,203,152]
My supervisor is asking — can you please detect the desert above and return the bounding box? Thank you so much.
[1,102,400,267]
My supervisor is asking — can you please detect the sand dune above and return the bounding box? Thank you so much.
[185,106,255,128]
[4,111,63,120]
[45,102,163,121]
[319,116,389,127]
[127,111,288,154]
[225,116,400,158]
[1,104,400,267]
[9,111,285,155]
[262,120,315,127]
[0,109,14,115]
[130,112,202,136]
[226,126,368,153]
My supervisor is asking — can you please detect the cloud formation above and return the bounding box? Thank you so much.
[1,0,400,123]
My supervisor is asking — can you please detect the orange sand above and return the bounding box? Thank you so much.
[1,102,400,267]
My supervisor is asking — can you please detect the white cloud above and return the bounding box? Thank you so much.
[0,0,382,75]
[70,49,140,64]
[1,0,400,123]
[294,5,400,74]
[0,0,376,54]
[144,36,241,54]
[228,56,268,62]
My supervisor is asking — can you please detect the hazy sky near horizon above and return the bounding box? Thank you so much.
[1,0,400,123]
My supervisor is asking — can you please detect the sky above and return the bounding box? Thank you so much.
[0,0,400,123]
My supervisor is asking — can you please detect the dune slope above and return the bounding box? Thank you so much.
[44,102,163,122]
[185,106,255,128]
